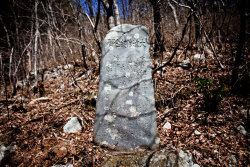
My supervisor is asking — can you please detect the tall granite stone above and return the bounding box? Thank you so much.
[94,24,158,150]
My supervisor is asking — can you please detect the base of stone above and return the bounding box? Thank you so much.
[102,150,196,167]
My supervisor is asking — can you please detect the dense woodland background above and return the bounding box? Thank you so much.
[0,0,249,166]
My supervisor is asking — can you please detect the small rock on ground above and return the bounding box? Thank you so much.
[163,122,171,130]
[63,117,82,133]
[237,125,247,135]
[193,54,205,60]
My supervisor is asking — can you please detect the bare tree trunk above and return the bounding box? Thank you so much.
[0,54,3,93]
[9,48,17,96]
[108,0,115,29]
[3,68,10,120]
[0,15,16,95]
[82,45,88,69]
[121,0,126,21]
[150,0,165,60]
[95,0,101,32]
[232,0,246,85]
[41,2,56,63]
[68,0,89,69]
[0,55,2,76]
[12,5,20,56]
[168,0,179,29]
[87,0,94,18]
[48,1,57,28]
[130,6,136,22]
[47,28,56,61]
[9,48,14,87]
[34,0,40,84]
[113,0,121,25]
[194,15,200,45]
[29,21,34,72]
[0,16,11,47]
[27,50,32,72]
[101,0,115,29]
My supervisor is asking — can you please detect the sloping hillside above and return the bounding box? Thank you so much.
[0,56,249,166]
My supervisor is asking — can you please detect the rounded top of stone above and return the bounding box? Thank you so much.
[104,24,148,42]
[108,24,148,34]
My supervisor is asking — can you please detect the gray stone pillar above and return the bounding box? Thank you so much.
[94,24,159,150]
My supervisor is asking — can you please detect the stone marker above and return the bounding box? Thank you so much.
[94,24,158,150]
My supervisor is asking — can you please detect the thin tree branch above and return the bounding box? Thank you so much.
[49,29,83,92]
[194,13,225,69]
[153,12,192,76]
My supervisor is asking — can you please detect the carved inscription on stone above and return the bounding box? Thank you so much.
[106,37,147,48]
[94,24,159,150]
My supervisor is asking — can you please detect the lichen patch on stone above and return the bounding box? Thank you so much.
[104,114,116,122]
[126,100,133,105]
[104,106,110,110]
[130,106,139,117]
[106,128,120,140]
[134,33,140,39]
[125,72,131,78]
[104,84,111,91]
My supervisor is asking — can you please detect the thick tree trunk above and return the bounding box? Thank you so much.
[107,0,115,29]
[150,0,165,60]
[232,0,246,85]
[101,0,115,29]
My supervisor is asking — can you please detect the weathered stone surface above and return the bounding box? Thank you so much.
[102,150,195,167]
[94,24,158,150]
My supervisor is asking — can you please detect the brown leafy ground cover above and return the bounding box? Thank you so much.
[0,54,249,166]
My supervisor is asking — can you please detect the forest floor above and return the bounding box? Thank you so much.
[0,53,249,166]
